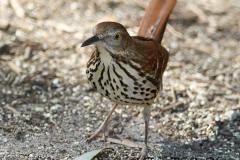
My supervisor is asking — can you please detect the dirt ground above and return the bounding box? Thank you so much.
[0,0,240,159]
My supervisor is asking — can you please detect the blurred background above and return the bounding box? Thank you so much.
[0,0,240,159]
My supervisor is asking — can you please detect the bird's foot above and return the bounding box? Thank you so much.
[86,124,107,142]
[139,145,148,160]
[86,104,117,142]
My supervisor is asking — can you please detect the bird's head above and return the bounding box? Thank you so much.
[82,22,132,52]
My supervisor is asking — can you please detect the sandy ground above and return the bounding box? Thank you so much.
[0,0,240,159]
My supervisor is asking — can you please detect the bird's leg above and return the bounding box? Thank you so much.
[139,106,150,160]
[87,103,118,142]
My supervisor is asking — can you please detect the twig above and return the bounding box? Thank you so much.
[4,104,20,116]
[208,65,240,78]
[183,41,212,55]
[171,87,177,103]
[186,76,240,93]
[187,3,208,23]
[186,89,194,100]
[107,137,142,148]
[7,62,22,74]
[167,24,184,39]
[9,0,25,18]
[168,62,183,68]
[160,101,184,113]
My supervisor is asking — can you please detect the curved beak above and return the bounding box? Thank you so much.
[81,35,100,47]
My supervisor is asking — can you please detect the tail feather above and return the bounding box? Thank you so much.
[138,0,176,43]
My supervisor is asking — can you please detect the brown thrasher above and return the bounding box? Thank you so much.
[82,0,176,159]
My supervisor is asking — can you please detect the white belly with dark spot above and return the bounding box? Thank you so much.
[86,47,158,104]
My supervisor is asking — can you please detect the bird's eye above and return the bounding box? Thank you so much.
[115,33,120,40]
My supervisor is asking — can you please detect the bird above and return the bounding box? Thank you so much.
[82,0,176,159]
[81,22,168,159]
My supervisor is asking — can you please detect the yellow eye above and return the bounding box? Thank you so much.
[115,33,120,40]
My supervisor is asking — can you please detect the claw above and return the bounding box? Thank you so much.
[86,127,105,142]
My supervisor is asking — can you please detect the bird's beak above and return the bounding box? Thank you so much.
[81,35,100,47]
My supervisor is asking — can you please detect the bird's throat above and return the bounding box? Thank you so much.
[97,45,114,64]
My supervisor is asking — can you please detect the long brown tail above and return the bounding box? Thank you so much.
[138,0,176,43]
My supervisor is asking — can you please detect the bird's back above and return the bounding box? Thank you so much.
[131,36,169,89]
